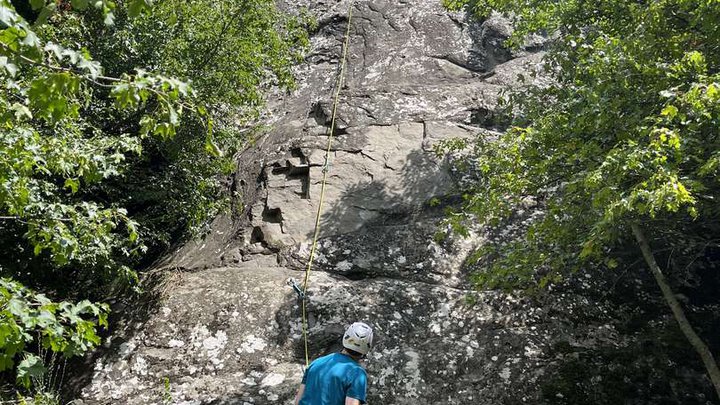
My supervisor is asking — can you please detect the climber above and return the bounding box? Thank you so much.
[294,322,373,405]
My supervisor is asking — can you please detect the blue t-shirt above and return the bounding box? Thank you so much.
[300,353,367,405]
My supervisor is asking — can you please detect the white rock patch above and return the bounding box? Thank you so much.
[132,356,148,376]
[261,373,285,387]
[202,330,228,359]
[238,335,267,353]
[168,339,185,348]
[499,367,511,381]
[403,349,422,397]
[335,260,353,271]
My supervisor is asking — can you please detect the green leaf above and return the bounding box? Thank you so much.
[71,0,89,10]
[34,6,54,26]
[10,103,32,119]
[661,105,678,119]
[20,30,41,48]
[0,56,18,77]
[76,57,102,79]
[103,11,115,25]
[128,0,151,18]
[29,0,45,11]
[0,4,20,26]
[7,298,27,317]
[688,51,705,67]
[708,83,719,101]
[16,354,46,388]
[64,178,80,194]
[0,353,15,372]
[28,73,81,122]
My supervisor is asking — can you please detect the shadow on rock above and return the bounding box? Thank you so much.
[286,138,482,288]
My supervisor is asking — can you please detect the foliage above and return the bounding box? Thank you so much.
[12,0,311,267]
[0,0,308,394]
[0,278,108,388]
[440,0,720,289]
[0,0,204,280]
[17,392,59,405]
[54,0,311,261]
[162,376,172,404]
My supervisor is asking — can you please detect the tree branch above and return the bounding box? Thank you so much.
[631,223,720,399]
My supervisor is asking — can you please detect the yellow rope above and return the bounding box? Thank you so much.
[301,3,355,367]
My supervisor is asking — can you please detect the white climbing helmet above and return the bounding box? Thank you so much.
[343,322,373,356]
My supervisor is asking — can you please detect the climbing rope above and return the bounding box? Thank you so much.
[300,2,355,367]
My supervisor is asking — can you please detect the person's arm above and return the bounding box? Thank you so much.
[344,398,361,405]
[294,384,306,405]
[345,368,367,405]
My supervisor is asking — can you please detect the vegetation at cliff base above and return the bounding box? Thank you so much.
[0,0,308,399]
[442,0,720,399]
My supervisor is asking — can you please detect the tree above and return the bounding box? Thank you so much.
[0,0,308,394]
[55,0,310,263]
[0,0,191,390]
[441,0,720,397]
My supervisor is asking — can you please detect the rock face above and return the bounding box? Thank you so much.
[76,1,715,405]
[76,263,616,405]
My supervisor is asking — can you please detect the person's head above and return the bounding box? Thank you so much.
[342,322,373,360]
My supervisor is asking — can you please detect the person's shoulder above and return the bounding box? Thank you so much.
[349,360,366,376]
[348,362,367,388]
[313,353,339,364]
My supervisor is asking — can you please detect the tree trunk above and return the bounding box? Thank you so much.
[631,223,720,399]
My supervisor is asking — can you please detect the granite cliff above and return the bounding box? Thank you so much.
[75,1,715,404]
